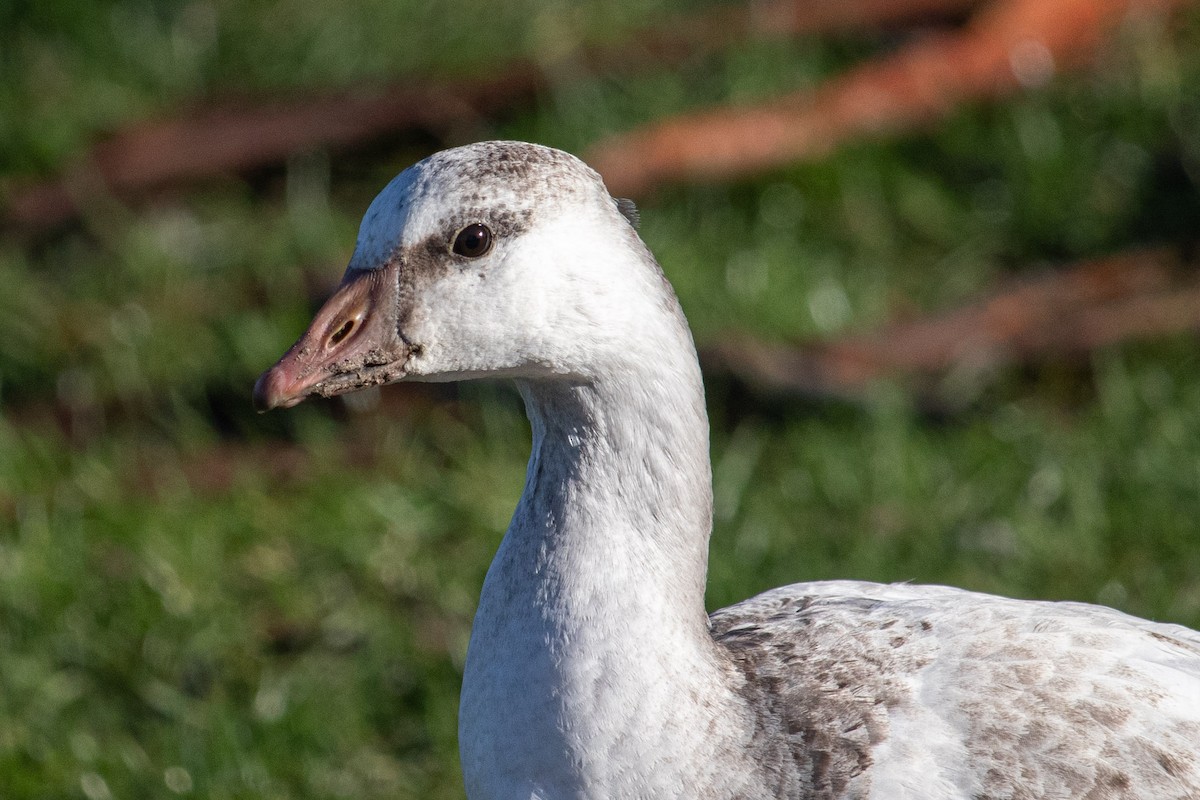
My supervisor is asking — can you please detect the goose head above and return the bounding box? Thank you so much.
[254,141,665,411]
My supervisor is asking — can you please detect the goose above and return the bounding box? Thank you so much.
[254,141,1200,799]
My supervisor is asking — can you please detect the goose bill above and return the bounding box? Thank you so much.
[253,266,408,411]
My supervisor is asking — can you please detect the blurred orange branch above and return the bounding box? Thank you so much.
[589,0,1192,197]
[702,247,1200,404]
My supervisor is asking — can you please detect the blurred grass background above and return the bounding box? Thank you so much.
[2,0,1200,797]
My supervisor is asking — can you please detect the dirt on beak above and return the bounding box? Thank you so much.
[253,266,409,411]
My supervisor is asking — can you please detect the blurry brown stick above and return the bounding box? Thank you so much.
[589,0,1189,197]
[703,248,1200,400]
[3,0,979,234]
[2,69,543,233]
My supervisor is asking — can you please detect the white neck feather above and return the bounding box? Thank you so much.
[515,354,713,627]
[458,294,760,798]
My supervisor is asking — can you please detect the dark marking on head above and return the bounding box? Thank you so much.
[412,141,607,215]
[378,233,456,347]
[615,197,640,229]
[435,207,532,259]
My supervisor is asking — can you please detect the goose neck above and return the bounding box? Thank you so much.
[512,352,714,629]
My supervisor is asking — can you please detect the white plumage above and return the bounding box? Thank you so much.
[255,141,1200,799]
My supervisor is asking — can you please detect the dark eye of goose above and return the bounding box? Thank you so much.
[452,223,493,258]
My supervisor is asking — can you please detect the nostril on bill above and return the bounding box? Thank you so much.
[328,319,355,348]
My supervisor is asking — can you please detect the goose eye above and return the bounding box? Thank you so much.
[452,223,493,258]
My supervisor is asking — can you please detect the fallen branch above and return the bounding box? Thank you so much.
[702,247,1200,403]
[3,68,543,233]
[589,0,1191,197]
[3,0,980,233]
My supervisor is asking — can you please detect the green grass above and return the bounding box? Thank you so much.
[2,2,1200,797]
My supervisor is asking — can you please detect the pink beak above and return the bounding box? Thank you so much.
[253,266,409,411]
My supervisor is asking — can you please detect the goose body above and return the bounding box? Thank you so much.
[255,141,1200,799]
